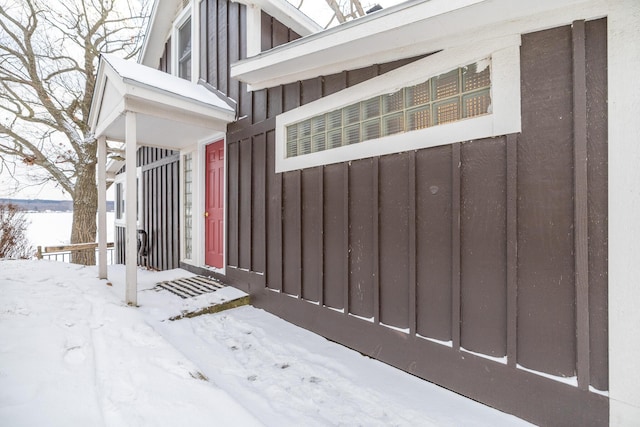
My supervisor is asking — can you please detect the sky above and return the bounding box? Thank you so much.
[0,259,532,426]
[290,0,408,28]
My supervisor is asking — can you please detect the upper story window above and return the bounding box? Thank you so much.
[171,1,199,82]
[275,36,522,173]
[285,63,491,158]
[178,17,192,80]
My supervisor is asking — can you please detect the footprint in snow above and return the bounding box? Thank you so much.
[64,346,86,364]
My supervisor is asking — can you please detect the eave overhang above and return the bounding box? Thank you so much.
[231,0,607,90]
[89,54,236,151]
[139,0,322,69]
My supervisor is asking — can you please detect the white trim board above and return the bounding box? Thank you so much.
[608,0,640,424]
[275,36,521,172]
[231,0,607,90]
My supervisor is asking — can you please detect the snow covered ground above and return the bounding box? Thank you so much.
[0,260,532,426]
[25,211,115,247]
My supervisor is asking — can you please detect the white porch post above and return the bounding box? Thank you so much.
[125,111,138,305]
[97,135,108,279]
[608,0,640,424]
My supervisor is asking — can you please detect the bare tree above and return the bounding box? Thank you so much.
[0,202,32,259]
[0,0,148,264]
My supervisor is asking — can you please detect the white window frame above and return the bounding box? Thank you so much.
[275,36,522,173]
[180,150,196,263]
[114,167,143,229]
[179,131,227,274]
[171,1,200,82]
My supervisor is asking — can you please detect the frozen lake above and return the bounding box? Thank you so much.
[25,211,115,248]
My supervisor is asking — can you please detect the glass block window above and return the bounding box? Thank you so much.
[285,61,491,157]
[183,153,193,260]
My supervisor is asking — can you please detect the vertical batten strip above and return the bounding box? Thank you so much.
[296,169,303,298]
[248,139,254,269]
[452,142,461,350]
[372,157,380,323]
[572,19,590,390]
[343,162,350,315]
[318,168,325,306]
[276,166,283,292]
[408,152,417,335]
[506,134,518,367]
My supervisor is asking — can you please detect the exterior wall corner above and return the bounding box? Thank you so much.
[608,0,640,424]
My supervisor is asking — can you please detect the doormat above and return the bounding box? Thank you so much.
[154,275,225,299]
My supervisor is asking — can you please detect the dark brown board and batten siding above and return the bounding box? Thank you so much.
[114,147,180,271]
[222,18,609,427]
[147,2,608,425]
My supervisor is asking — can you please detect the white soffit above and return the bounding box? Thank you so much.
[139,0,182,67]
[235,0,322,36]
[89,54,236,150]
[231,0,608,90]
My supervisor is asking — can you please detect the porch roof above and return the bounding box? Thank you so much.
[89,54,236,150]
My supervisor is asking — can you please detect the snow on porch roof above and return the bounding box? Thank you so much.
[89,54,236,150]
[101,54,235,113]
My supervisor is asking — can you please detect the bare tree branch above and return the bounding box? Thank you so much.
[0,0,149,262]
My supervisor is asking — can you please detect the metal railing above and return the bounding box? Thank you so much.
[36,242,115,265]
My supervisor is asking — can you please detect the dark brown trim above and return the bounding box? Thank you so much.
[572,19,590,390]
[343,162,350,316]
[318,168,325,306]
[253,290,608,427]
[408,152,417,335]
[228,117,276,141]
[372,157,380,323]
[226,265,266,293]
[451,143,461,350]
[506,133,518,367]
[296,169,303,298]
[141,151,177,172]
[271,160,284,292]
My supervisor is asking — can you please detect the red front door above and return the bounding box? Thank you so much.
[205,140,224,268]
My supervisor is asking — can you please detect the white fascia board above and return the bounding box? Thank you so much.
[88,64,107,132]
[234,0,321,36]
[232,0,607,90]
[121,81,236,122]
[94,99,125,140]
[139,0,183,67]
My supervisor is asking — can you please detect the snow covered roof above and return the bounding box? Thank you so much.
[139,0,323,68]
[102,54,235,113]
[231,0,607,90]
[89,54,236,150]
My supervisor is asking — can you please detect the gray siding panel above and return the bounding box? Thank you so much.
[251,134,267,273]
[460,137,507,357]
[348,159,374,319]
[239,138,252,269]
[379,153,410,329]
[301,167,322,303]
[323,163,347,310]
[517,25,576,377]
[415,146,453,342]
[282,170,301,296]
[266,130,282,290]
